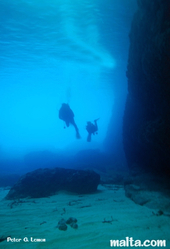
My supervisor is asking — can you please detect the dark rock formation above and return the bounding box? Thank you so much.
[123,0,170,174]
[57,219,68,231]
[5,168,100,199]
[56,217,78,231]
[66,217,78,229]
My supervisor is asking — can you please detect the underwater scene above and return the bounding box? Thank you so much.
[0,0,170,248]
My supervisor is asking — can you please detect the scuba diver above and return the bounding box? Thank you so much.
[59,103,81,139]
[86,118,99,142]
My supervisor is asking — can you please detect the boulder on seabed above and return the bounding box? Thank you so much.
[5,167,100,199]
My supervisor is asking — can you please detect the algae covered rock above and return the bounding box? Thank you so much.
[6,167,100,199]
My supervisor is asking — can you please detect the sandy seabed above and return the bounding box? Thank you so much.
[0,185,169,249]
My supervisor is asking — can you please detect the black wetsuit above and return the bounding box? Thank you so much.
[86,119,98,142]
[59,103,80,139]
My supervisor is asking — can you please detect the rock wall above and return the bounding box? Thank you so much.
[123,0,170,174]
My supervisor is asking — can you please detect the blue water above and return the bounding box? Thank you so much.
[0,0,137,158]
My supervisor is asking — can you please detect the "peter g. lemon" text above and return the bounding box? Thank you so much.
[7,237,46,243]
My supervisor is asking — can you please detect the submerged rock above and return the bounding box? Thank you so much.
[66,217,77,224]
[57,219,67,231]
[66,217,78,229]
[70,223,78,229]
[124,174,170,212]
[57,217,78,231]
[5,168,100,199]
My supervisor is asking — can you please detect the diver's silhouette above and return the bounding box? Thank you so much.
[59,103,81,139]
[86,118,99,142]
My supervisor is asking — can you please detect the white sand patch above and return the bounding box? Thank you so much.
[0,184,169,248]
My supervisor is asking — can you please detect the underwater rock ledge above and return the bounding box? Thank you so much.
[124,173,170,212]
[5,168,100,199]
[123,0,170,174]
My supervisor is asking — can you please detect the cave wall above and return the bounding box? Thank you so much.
[123,0,170,174]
